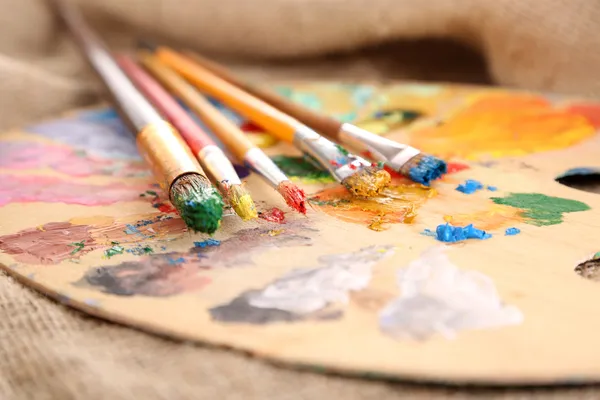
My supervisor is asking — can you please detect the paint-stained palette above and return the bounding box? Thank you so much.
[2,82,600,385]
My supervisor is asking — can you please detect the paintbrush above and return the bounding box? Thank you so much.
[143,45,391,198]
[116,55,257,221]
[181,50,448,185]
[49,0,224,233]
[137,52,307,214]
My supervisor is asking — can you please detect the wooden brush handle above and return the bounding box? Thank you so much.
[139,52,254,162]
[156,47,300,143]
[184,51,343,141]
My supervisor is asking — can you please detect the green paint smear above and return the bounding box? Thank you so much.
[271,155,335,184]
[491,193,590,226]
[593,251,600,260]
[70,241,85,255]
[104,241,124,258]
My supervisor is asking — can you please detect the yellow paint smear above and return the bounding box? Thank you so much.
[310,183,436,231]
[444,204,524,231]
[408,93,596,160]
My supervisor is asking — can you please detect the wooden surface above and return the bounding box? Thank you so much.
[2,82,600,385]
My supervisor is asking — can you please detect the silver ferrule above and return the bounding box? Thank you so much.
[338,123,420,171]
[197,145,242,189]
[292,125,373,182]
[243,147,288,189]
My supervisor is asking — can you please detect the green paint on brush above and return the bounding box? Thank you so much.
[335,144,349,156]
[491,193,590,226]
[104,241,124,258]
[170,175,224,234]
[271,155,335,184]
[593,251,600,260]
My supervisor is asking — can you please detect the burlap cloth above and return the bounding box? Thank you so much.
[2,1,600,398]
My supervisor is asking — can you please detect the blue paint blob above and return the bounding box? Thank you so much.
[456,179,484,194]
[167,257,185,265]
[505,227,521,236]
[433,223,492,243]
[194,238,221,248]
[487,186,498,192]
[408,155,447,186]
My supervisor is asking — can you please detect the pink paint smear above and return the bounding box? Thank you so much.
[0,141,149,178]
[0,175,151,207]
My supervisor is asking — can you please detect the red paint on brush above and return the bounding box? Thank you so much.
[446,162,470,174]
[278,181,307,214]
[259,207,286,223]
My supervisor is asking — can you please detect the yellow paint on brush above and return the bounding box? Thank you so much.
[342,168,392,197]
[228,185,258,221]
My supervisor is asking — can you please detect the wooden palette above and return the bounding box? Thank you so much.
[2,82,600,385]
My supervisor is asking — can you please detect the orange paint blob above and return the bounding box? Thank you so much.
[409,94,596,160]
[309,183,436,231]
[443,204,524,231]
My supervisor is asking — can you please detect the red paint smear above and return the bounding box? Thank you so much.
[565,103,600,128]
[0,174,150,207]
[259,207,286,223]
[157,203,177,214]
[239,121,264,133]
[446,162,470,174]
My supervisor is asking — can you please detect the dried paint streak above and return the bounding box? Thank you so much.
[576,257,600,282]
[259,208,286,224]
[409,93,596,160]
[210,245,394,324]
[194,238,221,248]
[379,246,523,340]
[443,204,524,231]
[26,110,140,160]
[0,175,150,207]
[104,242,124,258]
[0,213,187,265]
[309,183,436,231]
[491,193,590,226]
[446,162,470,174]
[0,141,148,178]
[76,223,315,297]
[271,155,335,184]
[0,222,95,264]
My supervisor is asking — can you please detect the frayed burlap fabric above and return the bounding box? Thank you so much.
[2,0,600,398]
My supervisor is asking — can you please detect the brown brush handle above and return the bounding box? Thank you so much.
[183,51,343,141]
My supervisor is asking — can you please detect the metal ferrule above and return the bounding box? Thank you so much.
[197,145,242,190]
[292,125,373,182]
[338,123,420,171]
[243,147,288,189]
[136,120,205,191]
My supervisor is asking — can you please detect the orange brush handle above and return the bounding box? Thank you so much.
[155,47,298,143]
[139,52,255,162]
[184,50,343,141]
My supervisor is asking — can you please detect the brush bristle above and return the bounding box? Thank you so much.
[170,174,224,234]
[277,180,307,214]
[401,153,447,186]
[227,184,258,221]
[342,166,392,197]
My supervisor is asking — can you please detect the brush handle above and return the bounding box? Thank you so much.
[138,52,256,162]
[117,55,215,154]
[184,51,343,141]
[155,47,302,143]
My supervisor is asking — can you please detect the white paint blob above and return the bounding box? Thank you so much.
[379,246,523,340]
[247,245,395,314]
